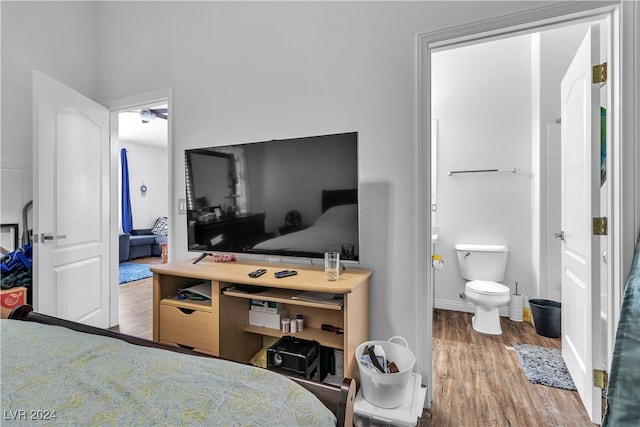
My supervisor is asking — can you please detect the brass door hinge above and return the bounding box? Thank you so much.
[593,62,607,83]
[593,217,608,236]
[594,369,609,389]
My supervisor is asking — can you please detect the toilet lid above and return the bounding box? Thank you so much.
[467,280,510,295]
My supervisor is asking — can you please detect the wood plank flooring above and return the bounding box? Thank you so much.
[113,271,595,426]
[422,309,596,426]
[109,257,158,340]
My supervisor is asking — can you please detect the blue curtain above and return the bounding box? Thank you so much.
[120,148,133,233]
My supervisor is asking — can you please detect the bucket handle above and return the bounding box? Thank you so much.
[388,336,409,348]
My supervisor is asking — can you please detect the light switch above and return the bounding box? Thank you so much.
[178,198,186,214]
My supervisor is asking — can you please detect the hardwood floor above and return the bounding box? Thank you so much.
[110,257,159,340]
[422,309,596,426]
[113,272,595,426]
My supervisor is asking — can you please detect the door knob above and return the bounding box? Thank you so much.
[554,231,565,241]
[41,233,67,242]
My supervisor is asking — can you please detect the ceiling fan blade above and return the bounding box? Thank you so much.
[149,108,168,120]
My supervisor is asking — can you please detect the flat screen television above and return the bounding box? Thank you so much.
[185,132,359,263]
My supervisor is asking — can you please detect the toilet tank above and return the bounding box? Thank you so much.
[455,244,509,281]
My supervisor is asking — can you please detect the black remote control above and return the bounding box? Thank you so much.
[248,269,267,278]
[274,270,297,278]
[193,253,212,264]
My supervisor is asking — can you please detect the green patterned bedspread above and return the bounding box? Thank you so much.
[0,320,335,426]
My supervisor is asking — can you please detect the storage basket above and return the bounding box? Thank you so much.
[355,336,416,408]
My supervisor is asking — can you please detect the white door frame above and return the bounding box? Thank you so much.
[103,88,173,327]
[417,0,638,409]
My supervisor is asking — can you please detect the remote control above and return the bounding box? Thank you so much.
[274,270,297,278]
[192,252,212,264]
[248,269,267,278]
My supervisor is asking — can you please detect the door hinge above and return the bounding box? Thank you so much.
[593,217,608,236]
[594,369,609,389]
[593,62,607,84]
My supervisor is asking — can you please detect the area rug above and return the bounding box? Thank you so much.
[512,343,577,391]
[119,262,152,284]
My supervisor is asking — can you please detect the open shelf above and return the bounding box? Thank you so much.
[222,287,344,311]
[244,324,344,350]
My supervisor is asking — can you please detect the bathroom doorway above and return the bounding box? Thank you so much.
[417,2,626,422]
[429,22,602,327]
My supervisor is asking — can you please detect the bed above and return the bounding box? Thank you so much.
[251,189,358,259]
[1,305,355,426]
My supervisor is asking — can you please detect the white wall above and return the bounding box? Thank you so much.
[118,141,168,230]
[0,0,592,377]
[432,35,534,311]
[0,1,97,237]
[90,1,551,350]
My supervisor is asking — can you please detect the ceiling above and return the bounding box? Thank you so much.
[118,105,168,148]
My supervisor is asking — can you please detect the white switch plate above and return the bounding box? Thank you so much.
[178,198,186,214]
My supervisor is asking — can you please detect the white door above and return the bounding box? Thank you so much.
[560,25,603,424]
[33,71,110,328]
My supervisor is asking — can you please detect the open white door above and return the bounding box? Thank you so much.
[33,71,110,328]
[560,25,603,424]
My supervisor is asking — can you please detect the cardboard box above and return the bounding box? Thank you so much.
[249,309,288,330]
[1,287,27,319]
[250,299,285,313]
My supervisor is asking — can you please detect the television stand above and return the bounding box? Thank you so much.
[151,258,371,380]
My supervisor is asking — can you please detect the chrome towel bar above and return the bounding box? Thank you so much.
[448,168,518,176]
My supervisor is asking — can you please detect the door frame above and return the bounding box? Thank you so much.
[416,0,638,410]
[103,88,173,327]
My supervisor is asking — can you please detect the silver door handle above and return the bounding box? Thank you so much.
[554,231,565,241]
[42,233,67,242]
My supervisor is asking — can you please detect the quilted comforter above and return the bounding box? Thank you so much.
[0,320,335,426]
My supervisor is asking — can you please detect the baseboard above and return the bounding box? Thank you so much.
[434,298,510,317]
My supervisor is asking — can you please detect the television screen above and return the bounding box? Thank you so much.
[185,132,359,262]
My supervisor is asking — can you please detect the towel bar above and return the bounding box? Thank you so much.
[448,168,518,176]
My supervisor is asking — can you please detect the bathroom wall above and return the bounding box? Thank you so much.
[545,123,562,301]
[432,23,600,313]
[432,35,534,312]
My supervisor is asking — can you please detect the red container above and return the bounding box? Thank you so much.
[1,287,27,318]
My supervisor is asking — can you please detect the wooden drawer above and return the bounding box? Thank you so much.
[159,304,216,353]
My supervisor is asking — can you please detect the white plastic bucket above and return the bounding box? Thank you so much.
[355,336,416,408]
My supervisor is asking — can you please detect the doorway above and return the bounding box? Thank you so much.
[416,3,624,423]
[105,90,172,328]
[430,23,599,315]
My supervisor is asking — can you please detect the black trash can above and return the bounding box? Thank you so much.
[529,299,561,338]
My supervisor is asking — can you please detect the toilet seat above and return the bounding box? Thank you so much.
[467,280,510,296]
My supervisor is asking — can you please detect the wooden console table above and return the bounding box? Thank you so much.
[151,259,370,381]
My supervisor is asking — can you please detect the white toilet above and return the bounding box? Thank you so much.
[455,244,510,335]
